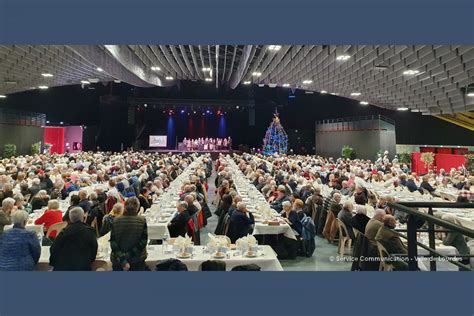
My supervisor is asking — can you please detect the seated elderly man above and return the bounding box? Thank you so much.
[0,197,16,233]
[364,209,386,243]
[228,202,255,243]
[0,210,41,271]
[419,175,436,194]
[339,180,351,196]
[375,215,408,271]
[168,201,191,238]
[49,207,98,271]
[338,201,355,239]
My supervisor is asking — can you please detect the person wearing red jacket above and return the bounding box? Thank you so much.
[34,199,63,238]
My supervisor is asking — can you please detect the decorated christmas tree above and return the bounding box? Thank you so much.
[262,110,288,155]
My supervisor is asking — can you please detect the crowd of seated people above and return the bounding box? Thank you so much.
[0,149,472,271]
[0,151,213,271]
[228,152,473,269]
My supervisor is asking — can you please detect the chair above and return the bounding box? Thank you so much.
[376,241,394,272]
[336,219,352,256]
[90,218,99,237]
[222,213,231,236]
[186,218,198,244]
[45,221,68,239]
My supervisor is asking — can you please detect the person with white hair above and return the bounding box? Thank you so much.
[228,201,255,243]
[49,207,98,271]
[281,200,303,235]
[168,201,190,238]
[338,201,355,239]
[0,210,41,270]
[0,197,16,233]
[34,199,63,238]
[364,208,386,242]
[350,205,370,234]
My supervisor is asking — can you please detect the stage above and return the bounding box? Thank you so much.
[145,149,240,159]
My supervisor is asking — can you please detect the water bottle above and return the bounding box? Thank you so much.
[162,232,169,254]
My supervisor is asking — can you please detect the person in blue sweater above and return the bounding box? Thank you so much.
[0,210,41,271]
[228,202,255,243]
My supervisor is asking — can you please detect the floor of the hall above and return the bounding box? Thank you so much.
[200,166,351,271]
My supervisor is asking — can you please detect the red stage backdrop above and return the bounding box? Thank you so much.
[44,127,65,154]
[411,152,466,175]
[435,154,466,173]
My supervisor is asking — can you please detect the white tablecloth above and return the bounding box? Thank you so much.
[37,245,283,271]
[4,224,43,236]
[253,222,297,240]
[417,244,460,271]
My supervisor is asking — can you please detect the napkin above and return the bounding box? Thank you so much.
[175,235,193,248]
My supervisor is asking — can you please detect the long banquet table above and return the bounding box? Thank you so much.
[36,245,283,271]
[226,156,297,240]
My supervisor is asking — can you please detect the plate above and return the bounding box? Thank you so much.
[177,252,192,259]
[245,252,258,258]
[158,218,168,223]
[213,253,226,259]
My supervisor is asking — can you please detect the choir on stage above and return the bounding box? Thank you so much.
[182,137,232,151]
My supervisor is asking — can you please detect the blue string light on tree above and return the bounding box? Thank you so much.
[262,109,288,155]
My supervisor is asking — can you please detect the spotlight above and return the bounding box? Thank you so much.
[166,76,174,80]
[60,121,64,125]
[336,55,351,61]
[38,85,49,90]
[143,103,148,108]
[243,81,251,85]
[96,67,104,72]
[320,90,327,94]
[181,110,185,114]
[0,95,6,98]
[235,105,240,109]
[302,80,312,84]
[80,80,90,85]
[350,92,361,96]
[151,66,161,71]
[403,70,420,75]
[193,111,197,114]
[46,120,50,123]
[252,72,261,77]
[282,83,290,87]
[205,78,213,82]
[360,101,369,105]
[41,73,53,77]
[397,107,409,111]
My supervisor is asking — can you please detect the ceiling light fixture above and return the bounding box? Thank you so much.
[397,107,409,111]
[151,66,161,71]
[336,55,350,61]
[202,67,211,72]
[330,92,339,96]
[268,45,282,51]
[360,101,369,105]
[38,85,49,90]
[41,73,53,77]
[80,80,90,85]
[252,72,261,77]
[165,76,174,80]
[0,95,6,98]
[350,92,361,96]
[320,90,327,94]
[205,78,213,82]
[243,81,251,85]
[302,80,313,84]
[403,70,420,75]
[466,92,474,97]
[96,67,103,72]
[282,83,290,87]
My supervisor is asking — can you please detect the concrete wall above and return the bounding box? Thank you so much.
[315,129,396,160]
[0,124,44,156]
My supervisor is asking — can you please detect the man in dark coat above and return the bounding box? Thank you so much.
[168,201,191,237]
[49,207,97,271]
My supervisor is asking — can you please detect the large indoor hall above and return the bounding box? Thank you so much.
[0,45,473,272]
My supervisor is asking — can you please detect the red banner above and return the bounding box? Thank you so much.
[44,127,65,154]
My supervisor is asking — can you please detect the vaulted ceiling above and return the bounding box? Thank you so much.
[1,45,473,114]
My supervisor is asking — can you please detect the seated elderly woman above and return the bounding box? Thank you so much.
[281,200,303,236]
[30,190,50,211]
[100,203,124,236]
[350,205,370,234]
[0,210,41,271]
[34,199,63,238]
